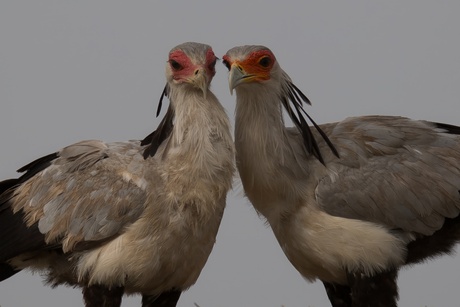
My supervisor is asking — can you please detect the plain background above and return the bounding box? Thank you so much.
[1,1,460,306]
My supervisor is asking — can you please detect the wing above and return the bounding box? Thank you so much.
[1,139,153,258]
[0,153,60,262]
[313,116,460,235]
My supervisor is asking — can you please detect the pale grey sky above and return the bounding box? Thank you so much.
[1,1,459,306]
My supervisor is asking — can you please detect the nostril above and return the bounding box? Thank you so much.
[195,70,199,75]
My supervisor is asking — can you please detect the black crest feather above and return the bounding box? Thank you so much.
[141,84,174,159]
[281,80,339,164]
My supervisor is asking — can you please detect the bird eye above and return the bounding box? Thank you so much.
[222,59,231,71]
[259,56,271,68]
[169,60,183,71]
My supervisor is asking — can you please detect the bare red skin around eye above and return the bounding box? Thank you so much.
[169,50,195,82]
[169,48,216,82]
[222,54,231,66]
[205,48,217,78]
[223,50,276,81]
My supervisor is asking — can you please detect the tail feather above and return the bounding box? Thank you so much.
[0,262,20,282]
[0,153,60,281]
[406,215,460,264]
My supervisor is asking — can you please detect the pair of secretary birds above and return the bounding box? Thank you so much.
[1,42,460,307]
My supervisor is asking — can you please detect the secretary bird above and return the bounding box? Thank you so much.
[223,45,460,307]
[0,42,234,307]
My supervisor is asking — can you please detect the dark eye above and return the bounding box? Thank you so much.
[259,56,271,67]
[222,59,231,70]
[169,60,183,71]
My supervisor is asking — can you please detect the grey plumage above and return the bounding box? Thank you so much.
[316,116,460,235]
[223,45,460,307]
[0,42,234,307]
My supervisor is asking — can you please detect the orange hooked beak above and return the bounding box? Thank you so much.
[228,62,270,95]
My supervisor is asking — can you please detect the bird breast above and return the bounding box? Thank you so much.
[77,132,233,294]
[273,205,407,284]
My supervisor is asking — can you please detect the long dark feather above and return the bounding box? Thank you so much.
[434,122,460,135]
[281,97,318,161]
[0,154,58,267]
[156,84,169,117]
[142,84,174,158]
[16,152,59,177]
[0,152,59,208]
[300,107,340,158]
[289,83,312,105]
[281,97,307,150]
[290,95,324,163]
[281,81,340,164]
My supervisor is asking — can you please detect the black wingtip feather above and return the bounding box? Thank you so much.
[0,263,20,281]
[0,179,20,210]
[17,152,59,177]
[0,151,58,265]
[0,149,58,198]
[0,152,59,207]
[434,122,460,135]
[0,206,46,262]
[0,181,48,267]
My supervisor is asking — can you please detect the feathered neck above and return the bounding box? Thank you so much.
[234,85,287,158]
[234,84,295,189]
[159,86,232,163]
[234,74,338,166]
[143,85,229,159]
[233,79,338,198]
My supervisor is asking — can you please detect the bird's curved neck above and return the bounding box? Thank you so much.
[234,86,316,224]
[163,86,233,174]
[234,86,302,189]
[153,86,234,221]
[169,88,217,141]
[234,86,288,165]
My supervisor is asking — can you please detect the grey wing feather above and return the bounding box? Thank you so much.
[313,116,460,235]
[12,140,150,252]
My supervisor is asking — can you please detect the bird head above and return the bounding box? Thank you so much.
[166,42,217,99]
[143,42,218,159]
[222,45,281,95]
[223,45,339,164]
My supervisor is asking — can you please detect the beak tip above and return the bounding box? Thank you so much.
[228,65,247,96]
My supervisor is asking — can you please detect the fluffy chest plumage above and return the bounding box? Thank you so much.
[75,193,226,295]
[76,123,234,294]
[271,205,406,285]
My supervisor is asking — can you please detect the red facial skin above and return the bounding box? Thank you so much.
[205,48,217,78]
[223,49,276,81]
[169,48,217,83]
